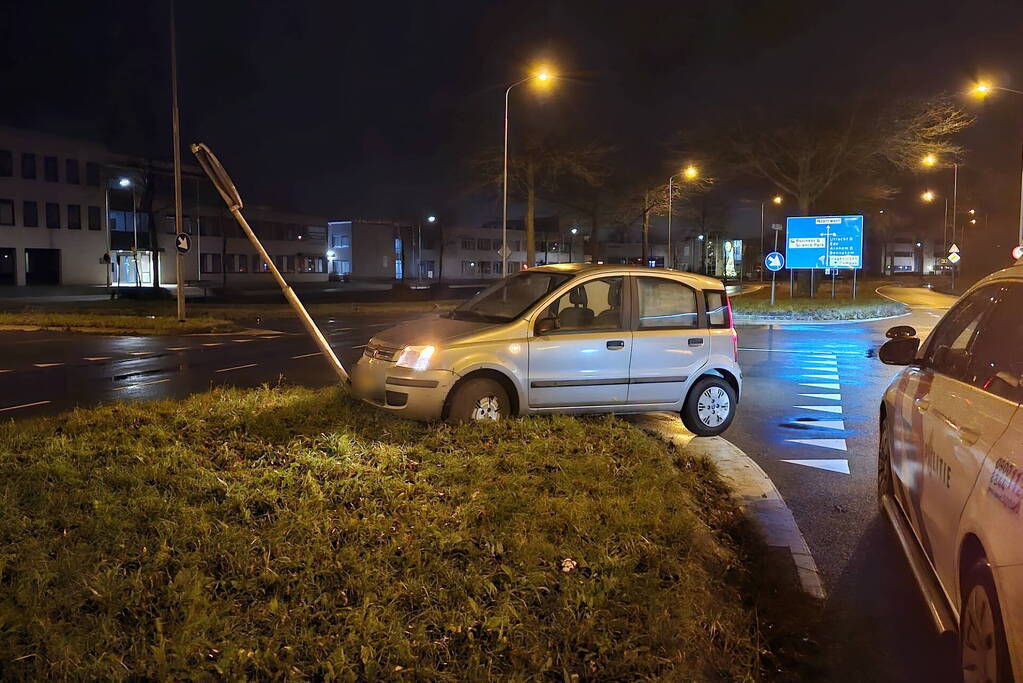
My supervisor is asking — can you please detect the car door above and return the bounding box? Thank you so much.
[527,275,632,408]
[902,284,1004,583]
[627,275,705,405]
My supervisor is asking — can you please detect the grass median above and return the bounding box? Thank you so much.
[0,385,812,680]
[732,279,907,320]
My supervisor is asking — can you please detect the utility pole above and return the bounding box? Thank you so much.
[171,0,185,321]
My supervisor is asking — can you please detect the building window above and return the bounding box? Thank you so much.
[86,162,100,186]
[478,238,490,250]
[46,203,60,228]
[65,159,80,184]
[67,204,82,230]
[0,150,12,177]
[23,201,38,227]
[494,261,503,275]
[235,254,249,272]
[0,199,13,225]
[461,237,474,250]
[201,253,222,274]
[511,240,521,251]
[44,156,58,182]
[481,261,492,274]
[339,260,351,274]
[21,153,36,179]
[87,205,101,230]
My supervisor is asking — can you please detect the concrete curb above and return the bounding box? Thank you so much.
[629,413,827,600]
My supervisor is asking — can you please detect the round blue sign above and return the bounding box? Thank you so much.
[175,232,191,255]
[764,251,785,272]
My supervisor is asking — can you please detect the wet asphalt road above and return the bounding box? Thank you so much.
[0,286,962,681]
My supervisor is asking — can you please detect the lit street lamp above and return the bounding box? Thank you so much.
[759,194,783,281]
[971,81,1023,246]
[502,65,555,277]
[666,164,699,269]
[569,226,579,262]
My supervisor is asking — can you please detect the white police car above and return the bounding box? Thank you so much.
[879,264,1023,682]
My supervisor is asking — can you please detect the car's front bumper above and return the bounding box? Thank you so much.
[352,356,458,421]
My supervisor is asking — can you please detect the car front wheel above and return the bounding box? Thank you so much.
[447,377,511,423]
[877,416,894,512]
[681,376,737,436]
[961,560,1012,683]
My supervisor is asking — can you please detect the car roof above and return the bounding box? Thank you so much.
[527,262,726,289]
[973,263,1023,288]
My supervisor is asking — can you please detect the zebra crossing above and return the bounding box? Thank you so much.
[780,351,852,474]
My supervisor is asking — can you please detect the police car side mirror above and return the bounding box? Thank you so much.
[879,337,920,366]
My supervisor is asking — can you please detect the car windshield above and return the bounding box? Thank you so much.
[449,271,573,323]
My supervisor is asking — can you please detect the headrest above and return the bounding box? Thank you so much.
[569,286,588,306]
[607,279,622,306]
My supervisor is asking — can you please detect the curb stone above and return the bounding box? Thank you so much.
[629,413,827,600]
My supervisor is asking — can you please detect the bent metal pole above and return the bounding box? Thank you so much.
[189,143,349,386]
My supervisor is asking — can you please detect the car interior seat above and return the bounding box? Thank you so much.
[593,280,622,328]
[558,286,595,329]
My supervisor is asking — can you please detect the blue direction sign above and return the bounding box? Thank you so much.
[175,232,191,254]
[765,251,785,271]
[785,215,864,269]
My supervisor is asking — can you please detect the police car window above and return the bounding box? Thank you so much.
[964,283,1023,402]
[923,286,998,379]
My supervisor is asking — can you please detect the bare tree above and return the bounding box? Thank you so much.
[613,174,714,263]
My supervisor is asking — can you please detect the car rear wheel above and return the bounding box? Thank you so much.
[447,378,511,423]
[681,376,736,437]
[877,416,894,512]
[961,560,1012,683]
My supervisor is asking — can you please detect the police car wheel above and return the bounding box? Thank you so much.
[961,560,1012,683]
[877,418,894,512]
[447,378,510,423]
[681,376,736,437]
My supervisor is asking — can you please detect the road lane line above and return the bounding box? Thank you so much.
[0,369,11,374]
[795,404,843,414]
[781,459,850,474]
[128,351,153,356]
[33,363,63,368]
[232,339,255,343]
[215,363,258,373]
[799,393,842,400]
[291,352,321,359]
[787,438,847,451]
[84,356,113,361]
[0,400,51,412]
[202,342,224,347]
[113,378,171,391]
[802,373,840,380]
[166,346,189,351]
[351,344,367,349]
[799,382,840,390]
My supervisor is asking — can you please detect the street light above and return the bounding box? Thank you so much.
[921,153,938,167]
[569,226,579,262]
[118,177,132,188]
[502,65,556,277]
[760,194,784,281]
[666,164,700,269]
[921,190,935,202]
[970,80,1023,245]
[920,152,959,249]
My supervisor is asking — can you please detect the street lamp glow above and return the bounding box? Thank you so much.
[921,153,938,167]
[427,215,436,223]
[921,190,936,202]
[970,218,977,224]
[972,81,992,97]
[772,195,783,204]
[570,227,578,235]
[683,165,698,180]
[118,177,132,188]
[969,208,976,215]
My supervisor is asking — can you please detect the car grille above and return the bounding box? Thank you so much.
[364,342,402,362]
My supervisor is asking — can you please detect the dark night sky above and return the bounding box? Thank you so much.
[4,0,1023,270]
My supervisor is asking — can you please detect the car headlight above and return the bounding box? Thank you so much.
[395,344,436,371]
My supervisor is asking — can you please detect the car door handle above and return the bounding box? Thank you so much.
[958,426,980,447]
[688,337,705,347]
[914,397,930,413]
[607,340,625,350]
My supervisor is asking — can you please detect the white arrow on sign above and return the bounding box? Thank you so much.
[766,253,783,269]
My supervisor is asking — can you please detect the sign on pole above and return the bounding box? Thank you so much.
[948,251,961,265]
[497,244,511,260]
[175,232,192,254]
[949,243,960,254]
[765,251,784,271]
[785,215,864,270]
[1012,245,1023,261]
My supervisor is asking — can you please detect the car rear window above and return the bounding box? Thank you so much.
[705,290,730,328]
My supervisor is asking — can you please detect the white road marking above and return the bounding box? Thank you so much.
[793,419,846,431]
[740,347,854,355]
[0,369,10,374]
[804,359,838,366]
[799,382,841,390]
[33,363,63,368]
[799,393,842,400]
[0,400,51,412]
[232,339,255,343]
[781,459,850,474]
[128,352,153,356]
[215,363,258,373]
[201,342,224,347]
[351,344,367,349]
[802,373,840,380]
[166,346,189,351]
[795,404,843,414]
[787,438,848,451]
[84,356,112,361]
[291,352,321,359]
[113,378,171,391]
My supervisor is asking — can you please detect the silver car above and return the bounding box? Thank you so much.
[352,264,742,435]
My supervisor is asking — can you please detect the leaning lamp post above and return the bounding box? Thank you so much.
[666,164,698,269]
[502,65,555,276]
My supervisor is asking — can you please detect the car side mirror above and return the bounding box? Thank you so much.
[886,325,917,339]
[879,337,920,365]
[535,316,559,335]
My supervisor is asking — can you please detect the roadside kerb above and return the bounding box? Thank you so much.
[630,412,827,600]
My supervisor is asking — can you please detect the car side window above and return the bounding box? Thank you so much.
[637,277,699,329]
[541,276,624,333]
[922,285,998,379]
[704,290,730,328]
[963,283,1023,402]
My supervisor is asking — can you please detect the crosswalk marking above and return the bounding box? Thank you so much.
[787,438,848,451]
[795,405,843,414]
[804,359,838,366]
[802,373,840,380]
[781,459,850,474]
[799,393,841,400]
[793,419,845,431]
[800,382,841,390]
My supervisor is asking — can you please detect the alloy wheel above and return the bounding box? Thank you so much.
[962,583,999,683]
[470,395,502,421]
